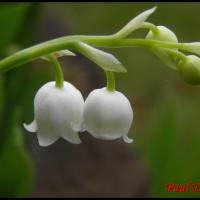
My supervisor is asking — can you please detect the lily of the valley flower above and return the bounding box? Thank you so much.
[23,81,84,146]
[82,87,133,143]
[146,25,178,70]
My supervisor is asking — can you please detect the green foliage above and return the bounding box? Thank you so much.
[0,108,33,197]
[0,3,38,197]
[138,86,200,197]
[0,75,4,123]
[0,3,30,57]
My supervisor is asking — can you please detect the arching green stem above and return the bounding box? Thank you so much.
[164,48,187,62]
[105,71,115,92]
[139,22,160,36]
[46,54,64,88]
[0,35,189,73]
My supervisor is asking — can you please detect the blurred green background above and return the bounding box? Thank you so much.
[0,2,200,197]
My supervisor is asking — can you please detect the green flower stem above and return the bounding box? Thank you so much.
[164,48,187,62]
[0,35,189,73]
[139,22,160,35]
[105,71,115,92]
[46,54,64,88]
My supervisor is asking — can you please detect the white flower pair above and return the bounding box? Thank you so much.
[24,81,133,146]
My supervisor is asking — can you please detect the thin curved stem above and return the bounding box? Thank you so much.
[46,54,64,88]
[139,22,160,35]
[164,48,187,62]
[105,71,115,92]
[0,35,188,73]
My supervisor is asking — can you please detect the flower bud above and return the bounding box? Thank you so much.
[146,25,178,43]
[83,88,133,143]
[178,55,200,85]
[146,26,178,70]
[23,81,84,146]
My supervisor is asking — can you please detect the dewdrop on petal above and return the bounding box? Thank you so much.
[83,87,133,143]
[23,81,84,146]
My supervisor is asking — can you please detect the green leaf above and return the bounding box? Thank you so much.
[76,42,127,73]
[0,75,5,123]
[0,3,38,197]
[146,96,177,197]
[0,3,31,57]
[140,88,200,197]
[0,108,33,197]
[114,7,157,38]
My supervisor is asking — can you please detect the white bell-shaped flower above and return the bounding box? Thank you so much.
[83,87,133,143]
[23,81,84,146]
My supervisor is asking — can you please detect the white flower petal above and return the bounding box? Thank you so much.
[37,130,59,147]
[24,81,84,146]
[23,120,37,133]
[115,7,157,38]
[34,81,84,141]
[123,135,134,143]
[71,121,85,132]
[61,130,81,144]
[83,87,133,142]
[94,133,122,140]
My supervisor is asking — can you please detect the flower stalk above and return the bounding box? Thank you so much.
[45,54,64,88]
[105,71,115,92]
[0,36,190,73]
[140,22,160,36]
[0,6,197,76]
